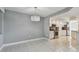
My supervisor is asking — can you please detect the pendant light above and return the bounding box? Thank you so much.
[31,7,40,21]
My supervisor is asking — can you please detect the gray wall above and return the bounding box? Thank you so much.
[44,17,49,38]
[0,11,2,34]
[0,11,3,47]
[4,10,44,44]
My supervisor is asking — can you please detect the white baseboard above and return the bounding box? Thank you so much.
[0,37,48,51]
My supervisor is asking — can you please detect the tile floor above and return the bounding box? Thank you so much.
[1,38,79,52]
[2,39,53,52]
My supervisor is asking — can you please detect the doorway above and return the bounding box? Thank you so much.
[49,16,78,51]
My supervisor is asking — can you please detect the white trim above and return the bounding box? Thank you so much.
[0,37,47,51]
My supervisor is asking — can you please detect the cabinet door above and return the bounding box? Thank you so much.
[49,31,54,39]
[71,32,77,48]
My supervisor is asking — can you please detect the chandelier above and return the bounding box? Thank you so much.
[31,7,40,21]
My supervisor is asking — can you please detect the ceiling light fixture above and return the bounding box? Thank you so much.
[31,7,40,21]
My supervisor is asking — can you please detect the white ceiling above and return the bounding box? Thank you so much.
[5,7,66,17]
[51,7,79,22]
[57,7,79,17]
[67,7,79,16]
